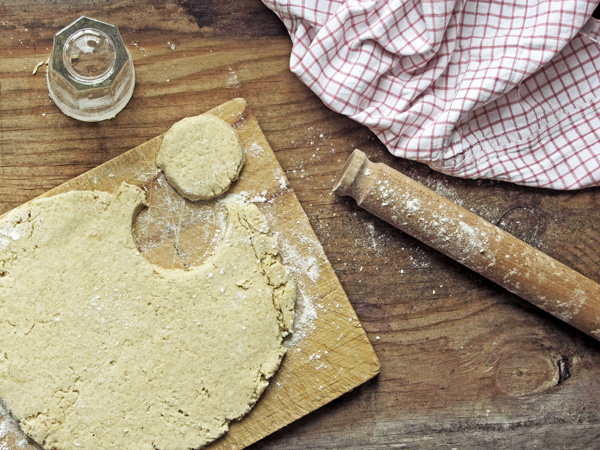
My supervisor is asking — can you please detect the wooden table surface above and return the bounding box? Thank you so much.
[1,1,599,449]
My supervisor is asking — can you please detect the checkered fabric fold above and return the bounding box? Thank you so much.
[263,0,600,189]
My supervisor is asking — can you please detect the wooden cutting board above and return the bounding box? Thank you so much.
[0,98,380,450]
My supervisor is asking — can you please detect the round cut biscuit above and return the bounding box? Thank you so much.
[157,114,245,200]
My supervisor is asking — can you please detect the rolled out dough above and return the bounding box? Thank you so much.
[0,183,295,450]
[156,114,245,201]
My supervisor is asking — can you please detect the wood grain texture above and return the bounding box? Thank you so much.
[1,1,600,449]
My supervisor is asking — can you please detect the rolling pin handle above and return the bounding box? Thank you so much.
[333,149,369,201]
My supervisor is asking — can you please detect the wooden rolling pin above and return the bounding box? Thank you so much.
[334,149,600,341]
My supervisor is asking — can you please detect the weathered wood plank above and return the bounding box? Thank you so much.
[1,1,599,449]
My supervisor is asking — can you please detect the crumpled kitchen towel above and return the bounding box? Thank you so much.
[262,0,600,189]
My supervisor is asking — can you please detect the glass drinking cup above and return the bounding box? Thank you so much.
[47,16,135,122]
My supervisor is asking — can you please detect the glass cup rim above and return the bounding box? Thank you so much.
[50,16,130,91]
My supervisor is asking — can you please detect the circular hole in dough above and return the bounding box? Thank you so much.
[157,114,245,201]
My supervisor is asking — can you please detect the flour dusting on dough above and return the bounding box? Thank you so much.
[0,226,23,250]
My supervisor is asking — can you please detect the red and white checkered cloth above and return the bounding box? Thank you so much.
[263,0,600,189]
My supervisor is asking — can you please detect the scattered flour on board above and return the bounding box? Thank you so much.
[246,191,268,203]
[278,175,287,190]
[278,237,321,283]
[285,290,318,348]
[275,234,323,348]
[245,140,264,157]
[135,162,161,184]
[220,191,269,205]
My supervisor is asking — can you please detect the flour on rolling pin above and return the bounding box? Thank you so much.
[334,149,600,341]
